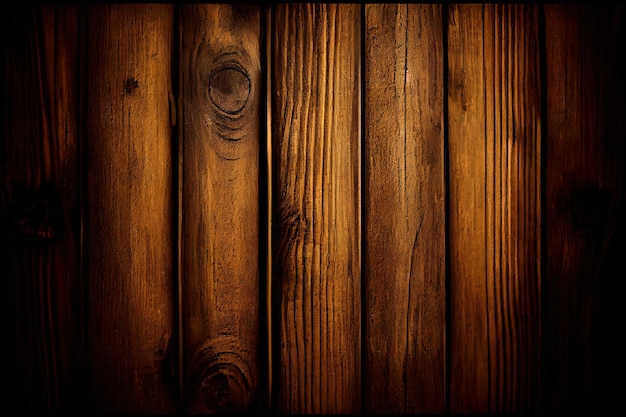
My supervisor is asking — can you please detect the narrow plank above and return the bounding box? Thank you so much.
[363,4,445,414]
[1,5,84,413]
[271,4,361,414]
[482,5,542,413]
[86,5,176,413]
[543,4,626,413]
[180,4,261,413]
[447,5,489,412]
[447,4,542,413]
[39,6,87,412]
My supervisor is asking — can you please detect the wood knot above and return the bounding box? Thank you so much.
[124,77,139,95]
[209,67,250,114]
[188,337,254,413]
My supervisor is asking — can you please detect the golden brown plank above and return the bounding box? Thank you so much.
[271,4,361,414]
[483,5,542,412]
[86,4,176,413]
[180,4,261,413]
[447,5,488,411]
[2,5,84,413]
[447,4,542,413]
[363,4,445,414]
[543,4,626,413]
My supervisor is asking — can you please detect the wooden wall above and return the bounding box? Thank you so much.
[2,4,624,414]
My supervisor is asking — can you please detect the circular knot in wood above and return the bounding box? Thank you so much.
[188,338,253,413]
[209,68,250,114]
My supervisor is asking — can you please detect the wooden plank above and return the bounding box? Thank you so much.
[447,4,542,413]
[86,5,176,413]
[271,4,361,414]
[363,4,445,414]
[482,5,542,412]
[180,4,261,414]
[543,4,626,413]
[1,5,84,413]
[447,5,488,412]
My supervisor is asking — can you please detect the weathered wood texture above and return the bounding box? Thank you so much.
[363,4,445,414]
[85,5,176,413]
[180,4,261,414]
[4,3,625,415]
[543,4,626,414]
[447,4,542,413]
[2,5,84,413]
[271,4,361,413]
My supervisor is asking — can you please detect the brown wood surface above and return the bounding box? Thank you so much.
[363,4,445,414]
[85,5,176,413]
[4,4,625,414]
[447,4,542,413]
[447,5,489,411]
[180,4,261,414]
[271,4,361,413]
[543,4,626,413]
[2,5,84,413]
[482,5,542,412]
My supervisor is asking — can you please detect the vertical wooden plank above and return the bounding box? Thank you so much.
[272,4,361,414]
[180,4,261,414]
[483,5,542,413]
[363,4,445,414]
[447,4,542,413]
[86,5,176,413]
[1,5,84,413]
[39,6,87,412]
[447,5,488,412]
[543,4,626,413]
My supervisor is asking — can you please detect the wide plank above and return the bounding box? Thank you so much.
[2,5,84,413]
[543,4,626,413]
[363,4,445,414]
[271,4,361,413]
[180,4,262,413]
[86,4,176,413]
[447,4,542,412]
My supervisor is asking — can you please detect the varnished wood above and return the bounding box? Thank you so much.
[543,4,626,413]
[180,4,261,413]
[86,5,176,413]
[363,4,445,414]
[271,4,361,413]
[447,4,542,413]
[2,5,84,413]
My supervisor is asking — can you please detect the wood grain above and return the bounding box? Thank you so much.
[447,4,542,413]
[86,5,176,413]
[543,4,626,413]
[2,5,84,413]
[180,4,261,414]
[447,6,488,411]
[271,4,361,414]
[363,4,445,414]
[5,5,625,414]
[483,5,542,412]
